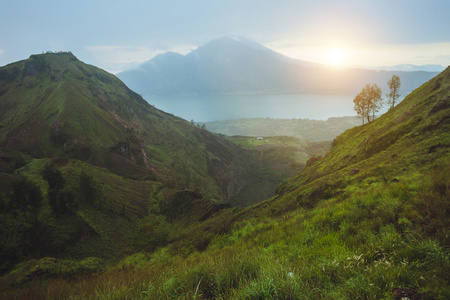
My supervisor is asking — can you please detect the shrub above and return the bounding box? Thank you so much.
[79,257,103,272]
[11,256,104,284]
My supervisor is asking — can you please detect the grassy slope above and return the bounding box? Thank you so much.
[0,53,269,282]
[279,66,449,196]
[2,68,448,298]
[1,53,157,162]
[0,53,258,202]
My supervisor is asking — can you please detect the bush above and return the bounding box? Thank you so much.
[42,164,65,190]
[78,171,102,206]
[10,177,43,222]
[16,256,104,283]
[79,257,103,272]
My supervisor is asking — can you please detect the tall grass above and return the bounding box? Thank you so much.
[2,164,449,299]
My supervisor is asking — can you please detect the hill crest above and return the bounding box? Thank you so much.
[0,52,261,202]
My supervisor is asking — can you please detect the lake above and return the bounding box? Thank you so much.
[144,93,390,122]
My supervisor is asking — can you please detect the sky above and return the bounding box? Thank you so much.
[1,0,449,74]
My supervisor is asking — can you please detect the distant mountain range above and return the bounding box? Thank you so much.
[367,64,446,72]
[117,37,440,96]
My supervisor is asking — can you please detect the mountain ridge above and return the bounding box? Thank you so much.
[0,52,261,202]
[368,63,446,72]
[0,52,279,274]
[117,37,440,97]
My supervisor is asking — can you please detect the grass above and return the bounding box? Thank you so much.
[2,163,448,299]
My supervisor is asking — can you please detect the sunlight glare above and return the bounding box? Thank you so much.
[325,46,347,67]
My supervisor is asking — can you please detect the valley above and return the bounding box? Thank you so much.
[204,116,361,141]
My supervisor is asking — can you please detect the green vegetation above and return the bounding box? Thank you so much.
[226,135,330,207]
[0,53,263,277]
[2,163,448,299]
[0,52,263,202]
[0,54,448,299]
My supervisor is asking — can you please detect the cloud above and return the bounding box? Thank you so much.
[84,46,160,73]
[84,44,196,74]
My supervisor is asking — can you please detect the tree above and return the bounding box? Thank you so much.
[11,177,43,222]
[353,93,366,125]
[42,163,74,214]
[368,84,383,121]
[79,171,102,207]
[353,83,383,125]
[387,74,401,109]
[48,188,74,214]
[42,163,65,190]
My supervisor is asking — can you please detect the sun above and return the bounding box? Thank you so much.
[325,46,347,67]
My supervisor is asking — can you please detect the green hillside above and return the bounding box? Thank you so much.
[278,66,449,195]
[0,53,257,201]
[0,53,275,279]
[1,57,448,299]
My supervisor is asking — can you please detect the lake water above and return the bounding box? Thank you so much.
[145,94,370,122]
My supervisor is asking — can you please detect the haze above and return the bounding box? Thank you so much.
[1,0,449,74]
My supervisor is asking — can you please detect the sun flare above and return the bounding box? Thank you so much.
[325,46,347,67]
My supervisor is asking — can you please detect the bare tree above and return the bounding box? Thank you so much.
[387,75,401,109]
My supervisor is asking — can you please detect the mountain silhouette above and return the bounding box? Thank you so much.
[118,37,439,96]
